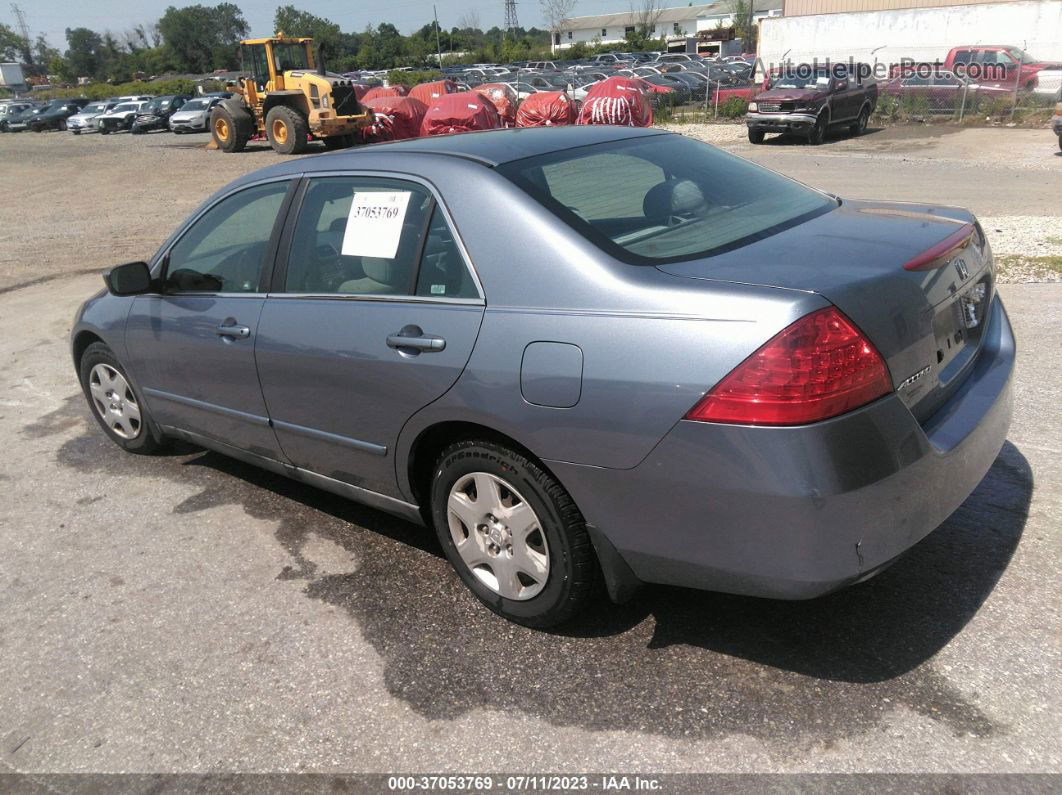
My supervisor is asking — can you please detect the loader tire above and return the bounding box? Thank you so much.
[265,105,309,155]
[211,107,249,153]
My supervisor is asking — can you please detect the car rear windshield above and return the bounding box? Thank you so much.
[496,134,835,264]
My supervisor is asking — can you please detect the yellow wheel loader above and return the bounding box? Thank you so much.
[210,34,371,155]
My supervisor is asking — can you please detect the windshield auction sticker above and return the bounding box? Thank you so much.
[341,191,411,259]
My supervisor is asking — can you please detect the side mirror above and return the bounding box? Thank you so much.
[834,80,848,92]
[104,261,152,296]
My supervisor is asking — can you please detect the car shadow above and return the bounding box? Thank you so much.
[760,126,885,146]
[51,399,1031,743]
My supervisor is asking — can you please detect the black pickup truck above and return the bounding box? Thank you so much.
[746,66,878,145]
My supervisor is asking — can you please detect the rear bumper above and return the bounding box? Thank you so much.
[549,296,1015,600]
[747,112,817,133]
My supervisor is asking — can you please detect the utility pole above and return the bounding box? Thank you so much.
[10,3,34,69]
[433,4,443,68]
[504,0,519,39]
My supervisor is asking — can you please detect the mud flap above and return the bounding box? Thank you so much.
[586,524,642,604]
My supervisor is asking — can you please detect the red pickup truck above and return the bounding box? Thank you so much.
[898,46,1062,91]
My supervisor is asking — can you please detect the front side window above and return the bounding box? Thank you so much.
[165,181,290,293]
[273,43,310,72]
[498,135,835,264]
[283,177,478,299]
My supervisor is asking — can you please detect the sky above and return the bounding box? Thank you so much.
[12,0,644,54]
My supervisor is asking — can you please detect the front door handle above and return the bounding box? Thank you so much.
[216,323,251,340]
[387,325,446,353]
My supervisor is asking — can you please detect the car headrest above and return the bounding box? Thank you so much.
[642,178,707,220]
[362,256,408,287]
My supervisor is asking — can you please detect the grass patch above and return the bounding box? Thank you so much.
[995,254,1062,282]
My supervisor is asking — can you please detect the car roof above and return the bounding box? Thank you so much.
[331,125,670,166]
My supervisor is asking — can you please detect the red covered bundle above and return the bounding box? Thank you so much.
[577,77,653,127]
[420,91,502,136]
[475,82,518,127]
[361,84,408,102]
[515,90,578,127]
[408,79,458,107]
[363,95,428,141]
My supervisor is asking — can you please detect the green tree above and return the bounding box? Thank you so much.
[64,27,103,79]
[273,5,342,52]
[158,3,248,73]
[1,23,27,63]
[33,35,64,77]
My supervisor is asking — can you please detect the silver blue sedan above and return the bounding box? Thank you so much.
[72,127,1013,627]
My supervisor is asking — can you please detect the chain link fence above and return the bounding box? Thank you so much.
[662,43,1062,125]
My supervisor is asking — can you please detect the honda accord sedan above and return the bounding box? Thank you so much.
[72,126,1014,627]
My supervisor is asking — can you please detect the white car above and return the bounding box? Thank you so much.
[168,96,222,133]
[67,101,118,134]
[96,101,147,134]
[502,81,539,101]
[1034,68,1062,97]
[568,81,600,102]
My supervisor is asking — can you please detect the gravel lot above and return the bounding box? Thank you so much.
[0,124,1059,779]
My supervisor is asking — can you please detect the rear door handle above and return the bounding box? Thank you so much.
[387,326,446,353]
[216,323,251,340]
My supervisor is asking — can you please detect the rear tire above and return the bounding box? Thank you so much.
[265,105,309,155]
[211,106,249,153]
[430,440,598,628]
[78,342,163,455]
[747,128,765,144]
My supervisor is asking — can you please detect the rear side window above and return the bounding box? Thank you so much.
[497,134,835,264]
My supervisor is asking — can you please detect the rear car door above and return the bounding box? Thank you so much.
[255,174,485,497]
[124,178,295,456]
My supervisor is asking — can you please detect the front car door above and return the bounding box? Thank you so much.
[124,178,295,457]
[255,174,485,497]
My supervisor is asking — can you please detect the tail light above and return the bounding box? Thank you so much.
[685,307,892,426]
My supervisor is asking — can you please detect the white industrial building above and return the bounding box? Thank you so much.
[551,1,783,52]
[759,0,1062,67]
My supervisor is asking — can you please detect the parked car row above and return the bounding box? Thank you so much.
[0,93,231,136]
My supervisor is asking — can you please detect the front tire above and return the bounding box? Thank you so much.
[808,112,828,145]
[430,440,598,627]
[78,342,162,454]
[265,105,309,155]
[211,107,249,153]
[747,128,765,144]
[850,106,869,136]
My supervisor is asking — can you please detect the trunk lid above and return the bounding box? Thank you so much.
[656,199,995,422]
